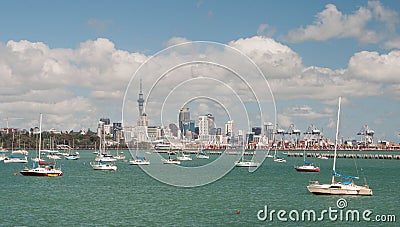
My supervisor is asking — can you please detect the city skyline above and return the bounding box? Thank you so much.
[1,1,400,142]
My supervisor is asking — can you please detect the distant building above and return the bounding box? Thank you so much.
[252,127,261,136]
[169,123,179,137]
[113,122,124,143]
[198,114,216,142]
[225,120,234,136]
[179,107,191,137]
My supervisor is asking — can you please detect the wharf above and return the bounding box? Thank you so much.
[286,152,400,160]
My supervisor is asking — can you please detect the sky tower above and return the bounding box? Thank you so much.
[138,79,144,116]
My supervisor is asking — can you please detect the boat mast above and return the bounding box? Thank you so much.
[331,97,341,184]
[38,113,42,161]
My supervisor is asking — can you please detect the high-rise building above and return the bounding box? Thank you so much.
[225,120,234,136]
[179,107,191,137]
[198,114,216,142]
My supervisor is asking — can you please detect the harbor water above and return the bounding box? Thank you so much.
[0,150,398,226]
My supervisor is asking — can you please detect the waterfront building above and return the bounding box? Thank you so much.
[225,120,234,136]
[113,122,124,144]
[198,115,209,142]
[198,114,216,142]
[147,126,163,142]
[263,122,274,144]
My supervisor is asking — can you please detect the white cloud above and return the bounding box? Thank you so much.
[1,35,399,132]
[348,50,400,83]
[0,38,146,130]
[257,24,276,37]
[287,1,398,43]
[384,37,400,49]
[164,37,192,48]
[229,36,303,78]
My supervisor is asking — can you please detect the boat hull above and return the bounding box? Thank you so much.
[90,162,117,170]
[295,166,320,172]
[307,183,372,196]
[235,161,259,167]
[129,160,150,165]
[20,168,63,177]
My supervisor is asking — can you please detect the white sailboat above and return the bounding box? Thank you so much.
[162,151,181,165]
[20,114,63,177]
[196,147,209,159]
[91,125,117,170]
[94,129,116,162]
[129,156,150,165]
[307,97,373,196]
[176,151,192,161]
[273,149,286,163]
[129,141,150,165]
[90,160,117,170]
[235,134,259,167]
[295,149,320,172]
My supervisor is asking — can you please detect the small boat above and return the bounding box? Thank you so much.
[95,153,117,162]
[162,154,181,165]
[129,156,150,165]
[12,149,29,155]
[307,97,372,196]
[295,162,320,172]
[19,114,63,177]
[20,161,63,177]
[177,153,192,161]
[295,150,320,172]
[235,137,259,167]
[196,152,210,159]
[196,148,209,159]
[235,160,259,167]
[90,160,117,171]
[273,158,287,163]
[317,155,328,160]
[65,153,80,160]
[4,156,28,163]
[114,151,126,160]
[273,149,286,163]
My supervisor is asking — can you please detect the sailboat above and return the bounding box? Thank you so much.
[20,114,63,177]
[94,130,116,162]
[273,149,286,163]
[235,134,259,167]
[90,160,117,170]
[162,147,181,164]
[91,125,117,170]
[196,147,209,159]
[129,141,150,165]
[295,149,320,172]
[307,97,372,196]
[176,150,192,161]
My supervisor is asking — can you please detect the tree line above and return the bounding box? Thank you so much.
[0,130,128,150]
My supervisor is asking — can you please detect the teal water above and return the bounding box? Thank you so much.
[0,150,399,226]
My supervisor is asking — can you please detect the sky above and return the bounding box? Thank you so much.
[1,0,400,143]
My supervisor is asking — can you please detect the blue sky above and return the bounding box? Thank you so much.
[1,0,400,143]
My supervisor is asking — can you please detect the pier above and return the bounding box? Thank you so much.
[286,152,400,160]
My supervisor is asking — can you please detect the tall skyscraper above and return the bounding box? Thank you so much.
[179,107,191,136]
[137,79,144,116]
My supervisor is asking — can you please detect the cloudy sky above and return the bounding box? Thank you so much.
[1,0,400,142]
